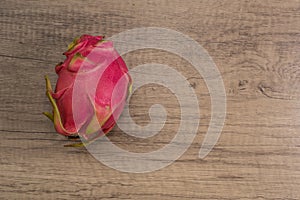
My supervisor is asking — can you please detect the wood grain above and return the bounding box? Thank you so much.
[1,0,300,199]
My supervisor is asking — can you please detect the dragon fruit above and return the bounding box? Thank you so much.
[43,35,131,145]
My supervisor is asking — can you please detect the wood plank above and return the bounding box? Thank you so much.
[1,0,300,199]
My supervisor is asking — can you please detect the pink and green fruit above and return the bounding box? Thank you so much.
[44,35,131,146]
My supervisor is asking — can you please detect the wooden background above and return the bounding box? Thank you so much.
[1,0,300,199]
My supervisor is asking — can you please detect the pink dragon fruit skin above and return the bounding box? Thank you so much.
[43,35,131,142]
